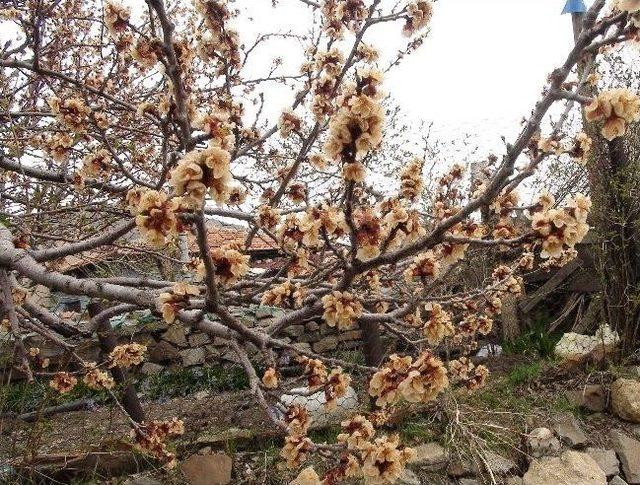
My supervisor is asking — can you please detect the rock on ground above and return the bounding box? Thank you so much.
[181,453,232,485]
[280,386,358,427]
[565,385,607,413]
[610,476,629,485]
[610,430,640,484]
[522,450,606,485]
[408,442,448,471]
[526,427,561,458]
[553,413,588,448]
[611,379,640,423]
[554,326,619,364]
[585,448,619,477]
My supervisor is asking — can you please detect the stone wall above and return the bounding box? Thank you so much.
[6,305,364,377]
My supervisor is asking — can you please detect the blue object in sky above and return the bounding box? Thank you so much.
[562,0,587,14]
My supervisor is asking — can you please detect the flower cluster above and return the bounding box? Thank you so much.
[399,158,424,201]
[130,38,162,69]
[109,343,147,369]
[47,96,91,132]
[531,194,591,258]
[298,356,351,408]
[449,357,489,391]
[281,434,314,468]
[284,404,311,435]
[359,434,415,483]
[404,250,441,283]
[194,110,236,151]
[170,146,233,207]
[369,351,448,407]
[324,71,385,175]
[403,1,433,37]
[321,290,363,330]
[261,280,307,308]
[80,149,111,180]
[50,372,77,394]
[423,302,455,345]
[210,246,250,285]
[131,418,184,468]
[104,1,130,37]
[83,363,115,390]
[127,189,182,247]
[321,0,368,39]
[278,109,303,138]
[158,282,200,323]
[585,88,640,141]
[262,367,279,389]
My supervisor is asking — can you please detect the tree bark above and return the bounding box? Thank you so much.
[87,302,145,423]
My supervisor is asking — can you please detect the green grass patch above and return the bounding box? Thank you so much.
[141,365,249,400]
[505,361,542,387]
[0,379,106,415]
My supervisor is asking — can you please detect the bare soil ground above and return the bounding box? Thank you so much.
[1,355,638,484]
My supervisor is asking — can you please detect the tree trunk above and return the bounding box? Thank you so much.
[87,302,145,423]
[587,133,640,354]
[359,321,383,367]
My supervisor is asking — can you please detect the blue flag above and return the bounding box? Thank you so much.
[562,0,587,14]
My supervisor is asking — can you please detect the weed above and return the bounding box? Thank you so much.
[505,361,542,387]
[141,365,249,400]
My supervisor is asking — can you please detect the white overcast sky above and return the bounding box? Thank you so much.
[1,0,593,150]
[234,0,594,150]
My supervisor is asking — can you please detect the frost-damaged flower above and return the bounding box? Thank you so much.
[531,194,591,259]
[130,38,162,69]
[28,347,50,369]
[403,1,433,37]
[170,146,233,207]
[369,351,448,407]
[50,372,77,393]
[360,434,415,483]
[211,246,250,285]
[278,108,303,138]
[291,466,323,485]
[81,149,111,179]
[128,189,182,247]
[262,367,279,389]
[83,362,115,390]
[261,280,307,309]
[324,367,351,409]
[104,1,131,37]
[299,356,328,390]
[585,88,640,141]
[131,418,184,468]
[337,414,375,449]
[194,110,235,151]
[569,132,592,164]
[399,157,424,201]
[281,434,313,468]
[423,302,455,345]
[158,282,200,323]
[284,404,312,435]
[449,357,489,391]
[321,291,363,330]
[256,205,280,230]
[404,251,440,283]
[109,343,146,368]
[47,96,91,132]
